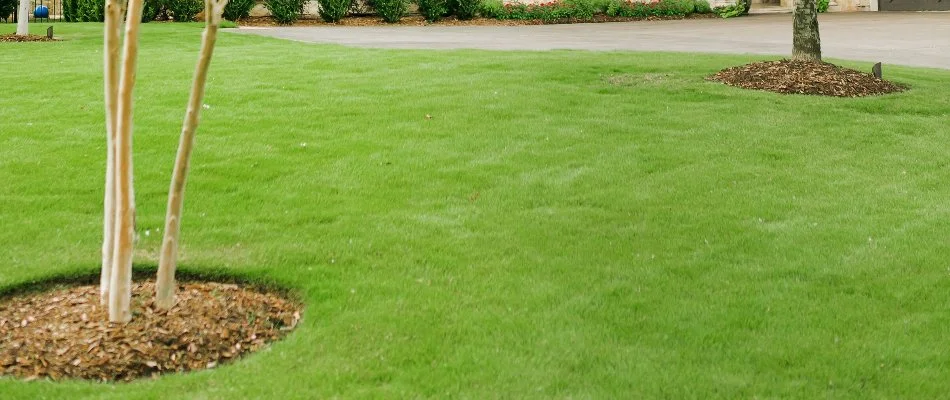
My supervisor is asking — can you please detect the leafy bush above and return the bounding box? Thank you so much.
[167,0,203,21]
[817,0,829,12]
[319,0,350,21]
[142,0,165,22]
[374,0,407,22]
[62,0,79,21]
[417,0,448,21]
[713,0,748,18]
[264,0,306,23]
[224,0,257,20]
[479,0,504,17]
[693,0,711,13]
[453,0,479,19]
[77,0,105,21]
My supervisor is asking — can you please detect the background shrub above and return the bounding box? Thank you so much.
[264,0,306,23]
[564,0,596,19]
[167,0,202,21]
[417,0,448,21]
[61,0,79,21]
[452,0,479,19]
[478,0,504,17]
[77,0,105,21]
[693,0,711,13]
[224,0,257,20]
[142,0,165,22]
[817,0,829,12]
[319,0,350,21]
[374,0,407,22]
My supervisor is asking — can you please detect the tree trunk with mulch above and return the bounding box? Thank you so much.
[792,0,821,62]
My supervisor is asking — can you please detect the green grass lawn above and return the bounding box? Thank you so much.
[2,22,950,399]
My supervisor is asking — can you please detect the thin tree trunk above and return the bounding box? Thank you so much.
[15,0,28,36]
[100,0,122,306]
[109,0,146,323]
[792,0,821,62]
[155,0,229,309]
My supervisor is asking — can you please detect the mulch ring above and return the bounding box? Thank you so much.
[237,13,718,27]
[0,34,57,42]
[708,59,907,97]
[0,281,301,382]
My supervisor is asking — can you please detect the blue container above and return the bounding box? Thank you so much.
[34,5,49,18]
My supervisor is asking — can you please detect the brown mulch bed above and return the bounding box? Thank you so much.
[0,281,301,382]
[237,13,718,27]
[0,34,57,42]
[709,59,907,97]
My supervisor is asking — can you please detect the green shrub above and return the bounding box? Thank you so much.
[224,0,257,20]
[264,0,306,23]
[61,0,79,21]
[817,0,829,12]
[319,0,350,21]
[142,0,165,22]
[713,0,746,18]
[167,0,202,21]
[417,0,448,21]
[77,0,105,21]
[374,0,407,22]
[479,0,504,17]
[693,0,711,13]
[452,0,479,19]
[565,0,596,19]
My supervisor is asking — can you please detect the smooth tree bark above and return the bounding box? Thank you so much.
[100,0,123,306]
[15,0,28,35]
[792,0,822,62]
[155,0,229,309]
[109,0,146,323]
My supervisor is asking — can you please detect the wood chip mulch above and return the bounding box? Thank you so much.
[0,281,301,382]
[709,59,907,97]
[237,13,718,27]
[0,34,57,42]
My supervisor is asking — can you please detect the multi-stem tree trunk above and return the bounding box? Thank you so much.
[155,0,229,309]
[792,0,821,62]
[100,0,122,306]
[109,0,146,323]
[15,0,28,35]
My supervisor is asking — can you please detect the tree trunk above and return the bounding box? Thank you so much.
[792,0,821,62]
[155,0,229,310]
[100,0,122,306]
[109,0,146,323]
[15,0,28,36]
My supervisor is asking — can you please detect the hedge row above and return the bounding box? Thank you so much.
[31,0,718,24]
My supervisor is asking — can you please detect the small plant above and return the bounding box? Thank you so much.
[374,0,408,22]
[565,0,597,19]
[264,0,307,23]
[817,0,829,12]
[320,0,351,21]
[693,0,711,13]
[224,0,258,20]
[479,0,504,17]
[453,0,479,19]
[713,0,748,18]
[417,0,449,21]
[167,0,203,21]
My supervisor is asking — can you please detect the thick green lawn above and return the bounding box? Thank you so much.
[2,22,950,398]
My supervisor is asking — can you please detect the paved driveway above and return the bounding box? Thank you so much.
[236,13,949,69]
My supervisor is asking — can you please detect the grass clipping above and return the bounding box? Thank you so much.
[0,281,301,381]
[709,60,907,97]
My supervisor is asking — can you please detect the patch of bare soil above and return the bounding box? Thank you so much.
[237,13,718,27]
[0,34,57,42]
[0,281,301,382]
[709,59,907,97]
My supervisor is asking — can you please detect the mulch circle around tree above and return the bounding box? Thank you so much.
[0,281,301,382]
[0,34,57,42]
[237,13,718,27]
[709,59,907,97]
